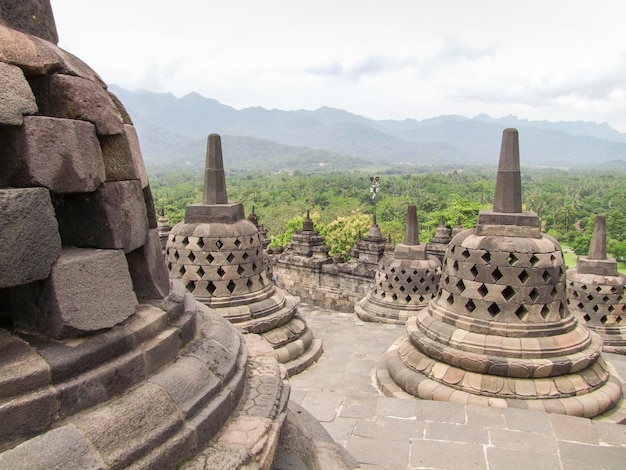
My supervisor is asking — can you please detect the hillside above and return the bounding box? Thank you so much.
[110,85,626,170]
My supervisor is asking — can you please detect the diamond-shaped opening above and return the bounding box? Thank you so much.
[583,313,591,322]
[446,293,455,305]
[186,280,196,291]
[487,303,501,317]
[237,265,245,275]
[478,284,489,298]
[603,296,610,303]
[529,288,539,302]
[530,255,540,266]
[617,316,624,324]
[540,305,550,319]
[518,270,530,284]
[611,286,618,294]
[491,267,503,282]
[586,294,594,301]
[174,251,180,260]
[226,253,235,263]
[481,252,492,263]
[390,267,396,274]
[227,280,236,293]
[400,269,406,275]
[197,238,205,249]
[399,285,406,292]
[419,295,425,302]
[502,286,515,301]
[594,285,603,293]
[608,305,616,313]
[413,286,419,293]
[465,299,476,313]
[452,260,459,272]
[461,249,471,259]
[391,276,399,283]
[550,253,556,263]
[593,304,600,312]
[217,266,225,278]
[252,262,258,271]
[407,277,413,284]
[181,236,189,247]
[197,266,206,278]
[470,265,479,278]
[206,253,215,263]
[571,289,578,298]
[507,253,518,266]
[551,286,559,299]
[577,302,585,310]
[392,293,398,301]
[380,292,386,298]
[542,271,552,284]
[581,285,588,291]
[425,285,431,293]
[601,315,608,324]
[246,278,254,289]
[234,238,242,248]
[207,282,216,295]
[413,270,420,276]
[188,252,196,262]
[242,252,249,261]
[180,265,187,276]
[405,295,412,303]
[216,239,224,249]
[515,305,528,321]
[456,279,466,293]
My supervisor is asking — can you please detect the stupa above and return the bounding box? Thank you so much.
[427,216,452,261]
[567,215,626,354]
[355,205,441,324]
[382,129,624,418]
[166,135,323,375]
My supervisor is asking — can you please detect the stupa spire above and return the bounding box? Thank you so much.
[202,134,228,205]
[492,128,522,213]
[404,205,419,245]
[588,215,607,260]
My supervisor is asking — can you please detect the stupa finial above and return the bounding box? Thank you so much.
[202,134,228,205]
[588,215,607,260]
[404,205,419,245]
[493,128,522,213]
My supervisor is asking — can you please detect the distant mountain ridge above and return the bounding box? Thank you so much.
[109,85,626,170]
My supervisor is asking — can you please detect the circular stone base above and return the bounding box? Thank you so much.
[383,336,625,419]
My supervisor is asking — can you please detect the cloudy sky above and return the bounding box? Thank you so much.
[51,1,626,131]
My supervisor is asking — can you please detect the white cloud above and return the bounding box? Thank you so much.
[50,0,626,132]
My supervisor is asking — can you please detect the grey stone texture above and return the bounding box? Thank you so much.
[203,133,228,204]
[12,248,138,338]
[126,229,171,300]
[0,62,37,124]
[0,115,106,192]
[54,180,148,253]
[0,187,61,288]
[493,128,522,213]
[0,0,58,43]
[98,124,148,185]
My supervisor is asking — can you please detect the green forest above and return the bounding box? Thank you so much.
[149,166,626,265]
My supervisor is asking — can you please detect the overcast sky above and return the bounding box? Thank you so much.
[51,1,626,132]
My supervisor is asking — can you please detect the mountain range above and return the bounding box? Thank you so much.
[109,85,626,171]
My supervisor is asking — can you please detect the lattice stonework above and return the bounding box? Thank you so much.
[371,262,441,306]
[567,275,626,328]
[166,228,268,299]
[436,238,567,323]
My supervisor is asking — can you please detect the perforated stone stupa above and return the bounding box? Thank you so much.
[166,135,323,375]
[355,205,441,324]
[427,216,452,262]
[382,129,624,418]
[567,215,626,354]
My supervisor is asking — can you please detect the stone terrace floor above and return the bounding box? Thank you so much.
[289,304,626,470]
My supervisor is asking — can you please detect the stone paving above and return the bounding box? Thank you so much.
[289,304,626,469]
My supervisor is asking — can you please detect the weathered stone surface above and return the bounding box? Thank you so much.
[0,0,58,43]
[54,180,148,253]
[12,248,138,339]
[125,124,148,187]
[0,62,37,125]
[0,425,105,470]
[0,187,61,288]
[108,92,133,125]
[0,23,61,72]
[126,229,170,300]
[0,116,105,192]
[98,124,147,187]
[28,73,123,135]
[143,184,158,229]
[0,329,50,400]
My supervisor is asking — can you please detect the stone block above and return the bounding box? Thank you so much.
[0,187,61,288]
[108,92,133,124]
[0,116,105,192]
[143,184,158,228]
[126,229,170,300]
[0,62,37,125]
[0,0,58,43]
[0,24,61,74]
[28,73,123,135]
[0,425,105,470]
[125,124,149,187]
[12,248,138,339]
[0,329,50,400]
[54,180,148,253]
